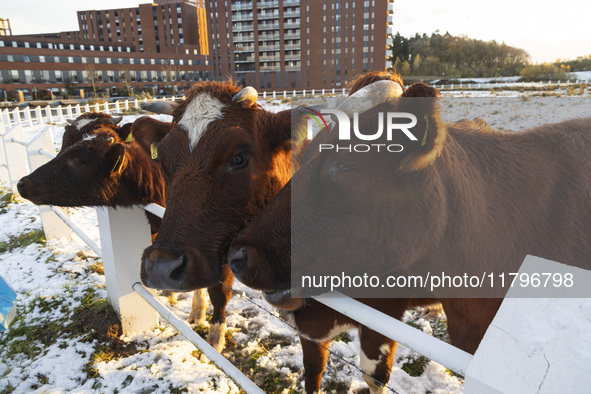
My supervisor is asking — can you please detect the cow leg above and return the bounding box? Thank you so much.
[442,298,500,354]
[358,326,396,394]
[188,288,207,325]
[301,336,330,394]
[206,265,234,352]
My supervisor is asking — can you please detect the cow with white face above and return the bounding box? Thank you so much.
[140,81,308,351]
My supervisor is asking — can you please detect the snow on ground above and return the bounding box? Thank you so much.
[2,89,591,393]
[0,189,461,393]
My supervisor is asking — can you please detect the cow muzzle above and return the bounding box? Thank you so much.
[142,248,190,291]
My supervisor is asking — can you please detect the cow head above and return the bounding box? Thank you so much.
[228,83,445,309]
[19,129,133,206]
[62,112,123,149]
[141,81,305,291]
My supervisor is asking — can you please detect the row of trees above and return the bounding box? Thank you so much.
[388,32,589,81]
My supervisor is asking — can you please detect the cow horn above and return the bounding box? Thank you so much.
[336,80,404,117]
[66,118,75,124]
[232,86,258,108]
[140,100,179,115]
[109,116,123,125]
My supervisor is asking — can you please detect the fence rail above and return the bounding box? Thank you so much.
[3,78,590,128]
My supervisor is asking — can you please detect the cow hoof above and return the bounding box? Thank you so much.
[207,322,227,352]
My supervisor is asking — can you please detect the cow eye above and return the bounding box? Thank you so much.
[333,158,359,171]
[228,154,248,170]
[70,158,84,167]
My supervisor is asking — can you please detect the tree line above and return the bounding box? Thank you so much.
[388,32,590,81]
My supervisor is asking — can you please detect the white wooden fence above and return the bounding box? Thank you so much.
[3,103,584,392]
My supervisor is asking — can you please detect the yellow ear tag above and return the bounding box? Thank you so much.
[111,155,124,174]
[150,143,158,160]
[125,132,135,143]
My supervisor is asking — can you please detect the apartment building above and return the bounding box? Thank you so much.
[206,0,394,90]
[0,1,211,100]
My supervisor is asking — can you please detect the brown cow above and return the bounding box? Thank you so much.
[228,83,591,392]
[16,113,213,323]
[139,80,313,351]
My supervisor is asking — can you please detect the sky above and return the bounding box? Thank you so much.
[3,0,591,63]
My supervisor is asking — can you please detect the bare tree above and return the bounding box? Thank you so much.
[119,69,132,97]
[161,60,180,97]
[85,62,102,98]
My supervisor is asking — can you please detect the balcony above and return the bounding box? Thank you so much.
[257,13,279,20]
[234,56,255,63]
[233,34,255,42]
[258,23,280,30]
[259,33,280,40]
[231,2,253,11]
[232,13,254,21]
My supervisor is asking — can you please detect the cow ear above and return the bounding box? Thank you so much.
[397,94,447,171]
[105,143,126,174]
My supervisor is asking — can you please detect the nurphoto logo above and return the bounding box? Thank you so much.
[301,106,420,152]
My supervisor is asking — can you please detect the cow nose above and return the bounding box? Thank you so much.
[17,178,27,194]
[142,249,190,290]
[227,247,248,278]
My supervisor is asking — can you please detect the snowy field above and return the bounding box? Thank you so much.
[1,89,591,393]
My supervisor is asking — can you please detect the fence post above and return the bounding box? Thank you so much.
[134,99,139,109]
[11,108,21,125]
[0,123,10,184]
[45,106,53,124]
[322,89,325,95]
[272,91,276,99]
[74,104,81,117]
[56,106,65,124]
[263,91,267,99]
[34,107,43,126]
[26,129,72,239]
[302,89,306,97]
[115,101,121,113]
[66,105,73,120]
[23,107,33,127]
[2,124,29,194]
[104,102,110,114]
[84,103,90,113]
[293,90,296,97]
[283,90,287,98]
[2,109,10,128]
[96,206,159,334]
[311,89,315,96]
[342,88,346,95]
[124,100,129,112]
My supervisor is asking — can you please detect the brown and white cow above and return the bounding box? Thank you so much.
[139,80,313,351]
[228,83,591,392]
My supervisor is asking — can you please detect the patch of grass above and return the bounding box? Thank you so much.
[0,229,46,254]
[333,332,352,344]
[324,378,350,393]
[0,191,14,214]
[0,383,16,394]
[87,261,104,275]
[401,355,430,377]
